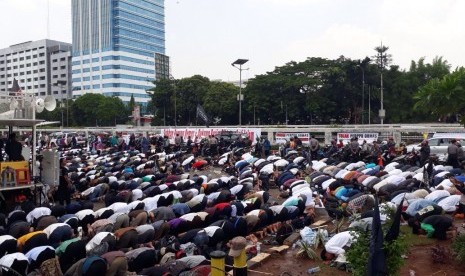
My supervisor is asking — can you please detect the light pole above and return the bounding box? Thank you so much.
[169,75,177,127]
[357,63,365,124]
[53,80,67,127]
[232,59,248,126]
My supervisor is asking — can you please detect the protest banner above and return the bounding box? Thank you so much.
[160,128,261,144]
[275,132,310,144]
[337,132,379,145]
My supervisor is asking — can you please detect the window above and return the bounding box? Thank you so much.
[52,59,58,62]
[60,65,66,69]
[52,75,58,78]
[40,84,45,88]
[39,69,45,72]
[61,74,66,78]
[40,76,45,80]
[39,61,45,65]
[52,67,58,70]
[60,57,66,61]
[32,55,37,58]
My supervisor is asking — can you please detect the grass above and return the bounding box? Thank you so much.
[400,225,436,247]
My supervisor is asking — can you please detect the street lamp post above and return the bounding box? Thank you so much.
[169,75,177,128]
[358,65,365,124]
[232,59,249,126]
[53,80,67,127]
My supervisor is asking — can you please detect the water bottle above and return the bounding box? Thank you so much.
[307,266,321,274]
[256,242,261,254]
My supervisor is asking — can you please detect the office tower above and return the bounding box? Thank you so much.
[71,0,166,109]
[0,39,72,100]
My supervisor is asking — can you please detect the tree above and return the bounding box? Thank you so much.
[96,96,129,126]
[203,81,237,125]
[71,93,130,126]
[147,78,175,126]
[414,67,465,124]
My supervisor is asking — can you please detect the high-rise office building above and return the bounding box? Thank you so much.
[71,0,166,108]
[0,39,72,100]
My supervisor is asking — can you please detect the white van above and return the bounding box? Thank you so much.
[406,133,465,155]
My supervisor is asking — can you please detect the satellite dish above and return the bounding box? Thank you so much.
[44,95,56,111]
[36,98,45,113]
[9,100,18,110]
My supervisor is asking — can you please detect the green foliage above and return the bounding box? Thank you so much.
[296,241,319,260]
[346,231,370,276]
[452,233,465,262]
[414,67,465,124]
[71,93,130,126]
[346,230,408,276]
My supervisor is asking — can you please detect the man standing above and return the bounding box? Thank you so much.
[57,158,72,206]
[419,140,430,166]
[309,135,319,160]
[349,137,360,162]
[209,135,218,156]
[5,133,23,161]
[447,139,459,168]
[263,138,271,157]
[174,134,182,151]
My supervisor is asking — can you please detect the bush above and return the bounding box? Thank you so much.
[452,233,465,262]
[346,230,408,276]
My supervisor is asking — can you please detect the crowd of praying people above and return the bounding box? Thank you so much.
[0,133,463,275]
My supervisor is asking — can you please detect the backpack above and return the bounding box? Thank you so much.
[40,257,63,276]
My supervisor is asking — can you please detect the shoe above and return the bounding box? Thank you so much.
[454,213,465,219]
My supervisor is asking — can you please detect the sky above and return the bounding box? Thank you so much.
[0,0,464,81]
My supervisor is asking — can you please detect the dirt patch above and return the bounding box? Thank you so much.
[400,240,465,276]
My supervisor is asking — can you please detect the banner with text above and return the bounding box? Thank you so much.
[161,128,261,145]
[275,132,310,144]
[337,132,379,145]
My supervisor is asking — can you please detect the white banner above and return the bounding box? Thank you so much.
[275,132,310,144]
[160,128,261,144]
[337,133,379,145]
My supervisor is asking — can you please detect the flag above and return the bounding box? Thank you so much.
[367,196,387,276]
[196,104,210,127]
[385,197,404,242]
[8,78,22,96]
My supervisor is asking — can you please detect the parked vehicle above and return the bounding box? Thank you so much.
[406,135,465,155]
[49,132,86,148]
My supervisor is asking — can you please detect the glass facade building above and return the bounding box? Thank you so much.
[71,0,165,107]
